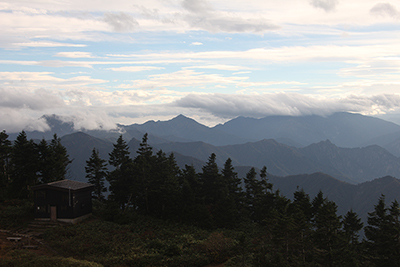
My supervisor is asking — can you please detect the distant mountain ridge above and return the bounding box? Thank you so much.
[58,131,400,185]
[268,173,400,223]
[154,138,400,184]
[11,112,400,155]
[7,111,400,183]
[213,112,400,148]
[125,114,250,145]
[125,112,400,150]
[59,133,400,224]
[4,111,400,183]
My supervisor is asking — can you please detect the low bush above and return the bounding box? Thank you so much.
[0,200,33,229]
[42,218,234,266]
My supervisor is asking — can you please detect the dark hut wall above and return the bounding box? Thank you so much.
[34,189,74,219]
[72,188,92,218]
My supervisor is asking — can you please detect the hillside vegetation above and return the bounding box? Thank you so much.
[2,131,400,266]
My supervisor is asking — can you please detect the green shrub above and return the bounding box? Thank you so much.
[0,200,33,229]
[42,217,243,266]
[197,232,236,263]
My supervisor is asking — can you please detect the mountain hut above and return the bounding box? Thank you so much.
[32,180,94,224]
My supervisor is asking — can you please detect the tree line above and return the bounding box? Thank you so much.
[87,133,400,266]
[0,130,70,201]
[1,130,400,266]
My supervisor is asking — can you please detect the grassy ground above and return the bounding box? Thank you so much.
[0,201,251,267]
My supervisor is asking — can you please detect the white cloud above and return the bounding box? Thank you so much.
[0,87,65,110]
[186,64,252,71]
[12,42,87,48]
[0,59,201,68]
[50,111,119,131]
[1,0,400,132]
[0,0,397,49]
[122,69,247,89]
[3,88,400,131]
[173,93,400,119]
[109,66,165,72]
[55,52,94,58]
[182,0,213,13]
[103,12,139,32]
[181,0,280,33]
[0,72,107,89]
[0,108,51,133]
[310,0,339,12]
[105,44,400,64]
[370,3,400,19]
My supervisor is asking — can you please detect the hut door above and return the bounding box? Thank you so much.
[50,206,57,221]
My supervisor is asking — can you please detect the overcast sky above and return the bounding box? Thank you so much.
[1,0,400,132]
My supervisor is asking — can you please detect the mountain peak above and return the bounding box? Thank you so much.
[168,114,208,128]
[171,114,193,121]
[318,139,335,146]
[175,114,187,119]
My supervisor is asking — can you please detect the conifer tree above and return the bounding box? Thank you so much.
[387,200,400,265]
[85,148,107,200]
[244,167,275,223]
[108,135,130,169]
[288,189,313,265]
[255,166,276,224]
[211,158,242,228]
[147,150,181,218]
[311,193,343,266]
[48,134,71,181]
[37,135,71,183]
[365,196,400,266]
[107,135,132,208]
[132,133,155,214]
[341,209,364,266]
[222,158,242,198]
[37,138,52,184]
[244,167,258,212]
[343,209,363,245]
[259,166,272,192]
[181,164,201,199]
[9,131,38,199]
[0,131,11,201]
[180,164,212,227]
[365,195,389,266]
[199,153,227,227]
[200,153,223,206]
[180,177,195,221]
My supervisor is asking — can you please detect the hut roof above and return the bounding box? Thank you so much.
[32,179,93,191]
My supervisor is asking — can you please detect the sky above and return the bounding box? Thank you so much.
[1,0,400,133]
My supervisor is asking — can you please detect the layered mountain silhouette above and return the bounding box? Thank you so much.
[268,173,400,223]
[57,131,400,223]
[14,112,400,152]
[59,132,400,185]
[9,112,397,184]
[12,112,400,224]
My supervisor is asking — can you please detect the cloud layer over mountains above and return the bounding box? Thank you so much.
[1,0,400,131]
